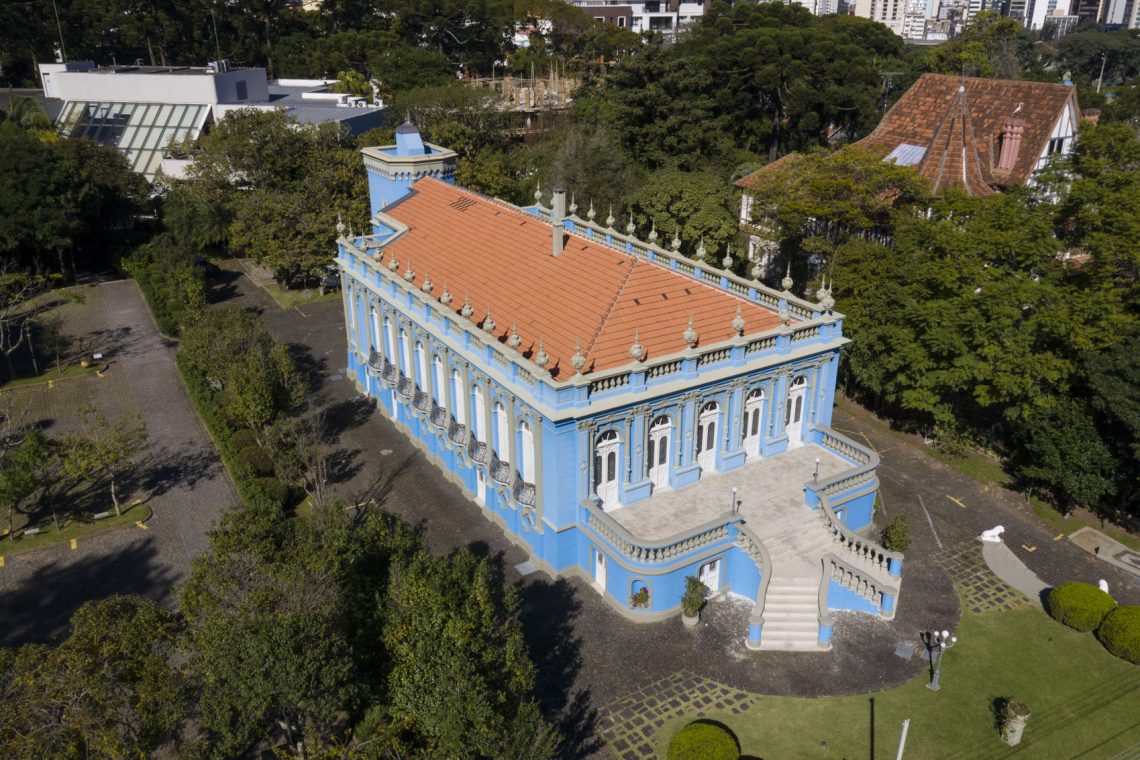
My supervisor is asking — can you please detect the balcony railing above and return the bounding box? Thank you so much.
[448,420,469,447]
[823,552,898,617]
[514,480,536,507]
[490,456,512,485]
[582,499,736,565]
[429,403,448,429]
[396,375,414,398]
[412,388,430,413]
[468,438,489,465]
[367,349,383,375]
[380,359,398,385]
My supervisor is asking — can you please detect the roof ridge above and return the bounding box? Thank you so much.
[924,83,968,191]
[582,257,638,362]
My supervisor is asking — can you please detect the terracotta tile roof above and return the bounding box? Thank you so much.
[856,73,1078,195]
[734,153,799,190]
[374,178,786,378]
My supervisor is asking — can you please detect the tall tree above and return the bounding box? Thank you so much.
[61,406,148,517]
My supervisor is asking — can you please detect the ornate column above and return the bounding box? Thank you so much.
[623,406,652,503]
[673,392,701,487]
[721,381,747,470]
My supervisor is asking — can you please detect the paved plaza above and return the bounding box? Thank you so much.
[0,280,237,646]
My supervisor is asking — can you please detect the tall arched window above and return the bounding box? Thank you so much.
[399,329,410,374]
[785,376,807,448]
[451,369,466,424]
[493,402,509,458]
[472,385,486,442]
[743,388,765,456]
[370,306,380,351]
[593,429,620,509]
[518,419,535,482]
[432,355,444,404]
[647,415,671,490]
[414,341,426,388]
[696,402,719,471]
[384,317,395,361]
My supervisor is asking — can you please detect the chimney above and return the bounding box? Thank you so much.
[552,187,566,256]
[996,118,1024,173]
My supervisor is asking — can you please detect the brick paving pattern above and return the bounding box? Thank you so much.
[934,540,1028,614]
[599,671,757,760]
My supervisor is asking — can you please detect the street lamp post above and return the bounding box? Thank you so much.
[921,629,958,691]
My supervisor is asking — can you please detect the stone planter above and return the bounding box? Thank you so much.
[1002,713,1030,746]
[682,612,700,628]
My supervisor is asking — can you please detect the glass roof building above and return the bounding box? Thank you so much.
[56,101,211,178]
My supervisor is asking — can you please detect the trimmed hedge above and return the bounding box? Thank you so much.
[1096,606,1140,665]
[668,721,739,760]
[230,429,260,451]
[236,445,275,477]
[175,353,289,510]
[1046,582,1116,633]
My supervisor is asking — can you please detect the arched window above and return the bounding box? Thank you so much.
[647,415,671,489]
[696,402,719,471]
[451,369,466,424]
[743,388,765,452]
[370,306,380,351]
[432,355,444,404]
[518,419,535,482]
[399,329,410,374]
[493,402,509,458]
[593,429,620,508]
[384,317,395,361]
[414,342,426,388]
[472,384,486,441]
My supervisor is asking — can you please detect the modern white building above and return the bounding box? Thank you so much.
[564,0,708,37]
[39,61,384,179]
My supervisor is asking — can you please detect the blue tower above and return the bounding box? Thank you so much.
[361,121,457,220]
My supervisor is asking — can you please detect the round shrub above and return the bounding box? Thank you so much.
[250,477,290,508]
[1046,582,1116,632]
[230,429,260,451]
[1096,606,1140,665]
[668,721,739,760]
[236,445,275,477]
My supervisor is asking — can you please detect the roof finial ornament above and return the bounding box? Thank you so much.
[695,236,707,262]
[440,281,453,305]
[606,205,615,229]
[683,315,699,349]
[460,290,474,318]
[571,339,586,374]
[778,300,790,325]
[722,244,733,270]
[404,258,415,281]
[587,200,596,221]
[534,338,549,369]
[815,277,828,303]
[388,253,399,272]
[781,264,794,293]
[569,193,578,216]
[626,211,636,236]
[732,304,746,336]
[629,329,646,362]
[821,277,835,313]
[533,182,543,204]
[671,228,682,252]
[508,322,522,349]
[421,270,433,292]
[483,306,495,333]
[335,213,346,237]
[648,220,658,244]
[751,262,762,281]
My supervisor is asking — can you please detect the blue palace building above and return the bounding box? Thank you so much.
[336,124,904,651]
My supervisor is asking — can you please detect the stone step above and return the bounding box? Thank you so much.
[758,638,827,652]
[764,612,819,625]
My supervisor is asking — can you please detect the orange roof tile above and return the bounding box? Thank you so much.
[856,74,1078,195]
[375,178,785,378]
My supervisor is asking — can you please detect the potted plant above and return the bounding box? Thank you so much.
[630,585,650,609]
[999,699,1031,746]
[681,576,708,628]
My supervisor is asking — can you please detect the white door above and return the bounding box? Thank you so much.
[594,550,607,592]
[698,558,721,593]
[742,389,764,457]
[647,415,671,490]
[593,430,620,510]
[696,402,719,472]
[785,377,806,448]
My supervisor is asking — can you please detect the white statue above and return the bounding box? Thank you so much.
[980,525,1005,543]
[1098,579,1110,594]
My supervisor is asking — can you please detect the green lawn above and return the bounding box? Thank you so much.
[0,361,108,391]
[648,605,1140,759]
[262,282,339,310]
[1,501,149,559]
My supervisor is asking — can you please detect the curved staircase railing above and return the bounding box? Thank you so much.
[581,499,737,566]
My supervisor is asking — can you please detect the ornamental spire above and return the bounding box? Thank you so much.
[820,277,835,313]
[508,322,522,349]
[421,270,433,292]
[483,306,495,333]
[606,205,615,229]
[732,304,745,336]
[440,281,453,305]
[571,338,586,374]
[460,290,474,318]
[695,236,707,262]
[534,182,543,204]
[587,200,596,222]
[781,264,793,293]
[671,228,682,252]
[648,220,658,244]
[533,338,549,369]
[404,258,415,281]
[388,253,399,272]
[683,315,699,349]
[722,245,733,270]
[335,213,346,236]
[569,193,578,216]
[629,329,645,362]
[626,211,636,236]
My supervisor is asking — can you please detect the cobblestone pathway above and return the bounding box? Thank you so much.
[599,671,758,759]
[934,540,1028,614]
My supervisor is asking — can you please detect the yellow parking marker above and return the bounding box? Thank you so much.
[1054,533,1066,541]
[1022,544,1037,553]
[0,555,5,567]
[47,380,54,389]
[69,538,77,550]
[135,521,148,530]
[947,496,966,508]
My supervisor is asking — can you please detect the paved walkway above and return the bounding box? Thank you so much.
[0,280,237,646]
[981,539,1048,607]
